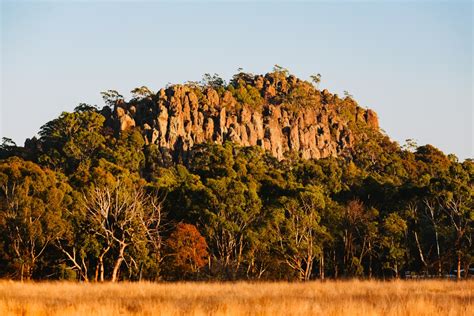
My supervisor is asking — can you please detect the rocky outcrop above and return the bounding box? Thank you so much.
[115,106,135,131]
[365,109,379,129]
[109,73,379,161]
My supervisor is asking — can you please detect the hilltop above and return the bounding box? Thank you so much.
[103,70,379,162]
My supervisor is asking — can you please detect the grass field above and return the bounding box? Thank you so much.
[0,280,472,316]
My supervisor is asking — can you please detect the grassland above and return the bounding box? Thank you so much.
[0,280,472,316]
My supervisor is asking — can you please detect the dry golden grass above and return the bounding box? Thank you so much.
[0,280,472,316]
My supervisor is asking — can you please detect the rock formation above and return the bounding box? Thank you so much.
[107,72,379,161]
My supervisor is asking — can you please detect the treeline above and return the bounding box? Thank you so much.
[0,80,472,282]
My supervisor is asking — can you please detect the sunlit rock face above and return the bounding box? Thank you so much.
[109,73,379,162]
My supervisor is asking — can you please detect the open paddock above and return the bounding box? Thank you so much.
[0,280,472,316]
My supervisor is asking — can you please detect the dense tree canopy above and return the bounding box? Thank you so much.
[0,70,472,281]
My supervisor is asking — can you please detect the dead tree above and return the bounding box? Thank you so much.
[84,182,164,282]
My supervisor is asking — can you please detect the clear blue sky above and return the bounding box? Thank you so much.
[1,0,472,159]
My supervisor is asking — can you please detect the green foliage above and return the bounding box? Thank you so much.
[1,134,472,281]
[201,73,226,89]
[131,86,154,100]
[227,81,264,110]
[38,109,106,173]
[100,129,145,173]
[276,186,329,280]
[0,70,472,281]
[100,90,124,106]
[272,64,290,77]
[281,81,321,110]
[381,213,407,277]
[310,74,321,88]
[0,157,71,280]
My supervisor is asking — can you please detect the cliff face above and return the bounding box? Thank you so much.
[109,73,379,161]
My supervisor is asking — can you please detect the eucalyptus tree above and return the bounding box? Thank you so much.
[83,181,164,282]
[277,187,328,281]
[0,157,70,280]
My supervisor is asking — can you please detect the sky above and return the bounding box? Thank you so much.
[1,0,472,159]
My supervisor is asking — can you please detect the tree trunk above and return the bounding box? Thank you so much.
[435,229,442,276]
[305,258,313,281]
[94,263,99,282]
[111,257,124,282]
[369,251,373,279]
[99,255,106,282]
[236,235,243,274]
[24,263,32,281]
[111,242,127,282]
[414,231,428,271]
[457,253,461,281]
[320,251,325,280]
[304,251,313,281]
[97,245,111,282]
[81,257,89,282]
[426,201,442,276]
[20,263,24,282]
[139,262,143,282]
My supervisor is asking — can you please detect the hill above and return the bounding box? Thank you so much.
[0,69,472,282]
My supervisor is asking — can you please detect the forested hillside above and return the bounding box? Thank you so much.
[0,69,472,282]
